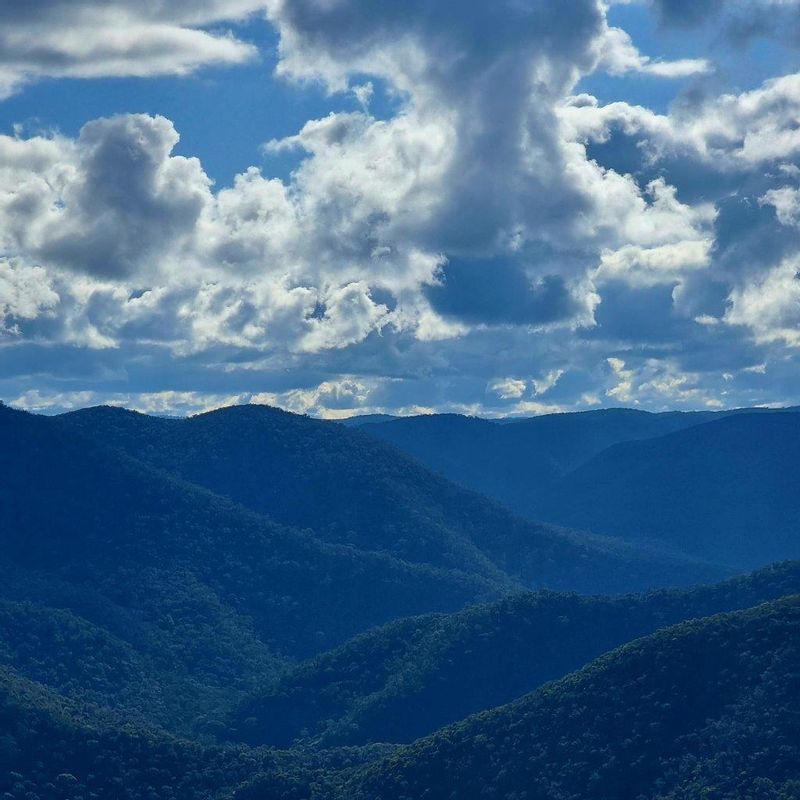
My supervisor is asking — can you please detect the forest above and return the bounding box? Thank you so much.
[1,401,799,799]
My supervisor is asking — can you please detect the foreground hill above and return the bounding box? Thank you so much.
[0,403,499,731]
[56,403,723,594]
[0,665,388,800]
[229,562,800,748]
[334,597,800,800]
[6,597,797,800]
[537,412,800,568]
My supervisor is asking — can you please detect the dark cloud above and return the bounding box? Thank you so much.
[426,259,581,326]
[653,0,800,45]
[40,115,209,278]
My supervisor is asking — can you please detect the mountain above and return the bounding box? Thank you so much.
[0,664,384,800]
[55,403,724,594]
[354,408,727,516]
[0,403,499,733]
[339,414,401,427]
[228,561,800,748]
[536,412,800,568]
[334,597,800,800]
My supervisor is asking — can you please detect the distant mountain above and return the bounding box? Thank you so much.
[56,404,723,594]
[356,407,728,517]
[339,414,401,427]
[336,597,800,800]
[356,407,800,569]
[228,561,800,748]
[537,412,800,568]
[0,403,499,732]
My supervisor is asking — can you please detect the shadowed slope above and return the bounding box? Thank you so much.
[57,403,725,594]
[229,561,800,748]
[340,597,800,800]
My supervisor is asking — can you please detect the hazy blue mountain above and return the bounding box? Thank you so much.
[336,597,800,800]
[357,407,800,568]
[2,400,799,800]
[356,407,726,516]
[229,561,800,748]
[537,412,800,568]
[57,403,723,594]
[339,414,401,426]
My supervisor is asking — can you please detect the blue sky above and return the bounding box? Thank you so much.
[1,0,799,417]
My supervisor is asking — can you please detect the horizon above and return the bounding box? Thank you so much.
[4,396,798,421]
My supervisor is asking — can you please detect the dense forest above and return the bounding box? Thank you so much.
[338,598,800,800]
[228,561,800,748]
[56,404,723,592]
[1,401,799,798]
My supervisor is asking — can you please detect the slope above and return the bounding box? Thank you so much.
[0,403,497,732]
[357,407,799,521]
[537,411,800,567]
[339,596,800,800]
[55,403,725,594]
[229,561,800,748]
[0,664,383,800]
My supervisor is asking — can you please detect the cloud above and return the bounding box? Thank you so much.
[2,2,800,416]
[0,259,59,335]
[761,187,800,227]
[0,0,261,98]
[39,115,209,279]
[563,73,800,169]
[488,378,527,400]
[726,258,800,347]
[596,26,711,78]
[652,0,800,44]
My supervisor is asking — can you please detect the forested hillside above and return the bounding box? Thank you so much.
[2,401,798,799]
[358,408,800,569]
[0,403,498,733]
[336,598,800,800]
[56,404,723,593]
[357,407,721,513]
[229,561,800,748]
[537,412,800,567]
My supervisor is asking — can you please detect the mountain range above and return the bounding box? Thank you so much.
[357,406,800,568]
[1,400,798,799]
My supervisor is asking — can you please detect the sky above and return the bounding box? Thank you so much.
[1,0,800,418]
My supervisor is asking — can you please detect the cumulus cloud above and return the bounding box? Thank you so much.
[652,0,800,44]
[568,73,800,170]
[761,187,800,227]
[1,0,800,415]
[488,378,528,400]
[0,0,261,98]
[596,26,711,78]
[726,258,800,347]
[0,260,59,335]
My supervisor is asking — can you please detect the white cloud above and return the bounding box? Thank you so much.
[532,369,565,396]
[726,258,800,347]
[488,378,527,400]
[596,26,711,78]
[564,73,800,169]
[597,239,712,286]
[2,2,800,415]
[761,187,800,227]
[0,259,59,334]
[0,0,261,98]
